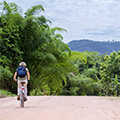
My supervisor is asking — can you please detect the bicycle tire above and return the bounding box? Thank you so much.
[21,93,24,108]
[20,90,24,108]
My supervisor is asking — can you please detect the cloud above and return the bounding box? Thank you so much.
[3,0,120,43]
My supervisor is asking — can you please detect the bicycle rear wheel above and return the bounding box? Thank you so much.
[21,94,24,108]
[20,92,24,108]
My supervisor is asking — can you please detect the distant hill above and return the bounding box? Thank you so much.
[68,39,120,54]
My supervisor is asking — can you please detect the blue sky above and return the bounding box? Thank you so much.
[2,0,120,43]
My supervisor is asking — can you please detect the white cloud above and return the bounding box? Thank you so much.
[2,0,120,43]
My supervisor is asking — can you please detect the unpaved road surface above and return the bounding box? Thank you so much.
[0,96,120,120]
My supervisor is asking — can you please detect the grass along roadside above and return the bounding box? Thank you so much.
[0,89,16,98]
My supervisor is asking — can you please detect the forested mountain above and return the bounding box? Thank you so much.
[68,39,120,54]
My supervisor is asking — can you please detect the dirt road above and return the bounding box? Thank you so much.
[0,96,120,120]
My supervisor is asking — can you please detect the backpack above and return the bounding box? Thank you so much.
[17,66,27,78]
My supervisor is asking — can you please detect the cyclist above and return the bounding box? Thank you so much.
[13,62,30,101]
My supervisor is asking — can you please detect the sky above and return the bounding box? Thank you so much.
[2,0,120,43]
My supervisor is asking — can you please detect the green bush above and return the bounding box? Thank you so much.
[0,89,16,97]
[62,74,102,96]
[0,66,13,89]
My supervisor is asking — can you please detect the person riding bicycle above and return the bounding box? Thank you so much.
[13,62,30,101]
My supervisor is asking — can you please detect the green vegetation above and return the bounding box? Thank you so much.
[0,89,16,97]
[0,1,120,97]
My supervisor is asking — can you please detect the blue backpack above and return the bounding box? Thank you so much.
[17,66,27,77]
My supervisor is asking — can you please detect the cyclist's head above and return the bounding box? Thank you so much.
[19,62,27,67]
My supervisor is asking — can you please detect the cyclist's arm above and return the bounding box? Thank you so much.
[13,72,17,81]
[27,71,30,80]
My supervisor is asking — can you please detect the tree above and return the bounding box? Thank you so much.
[62,51,102,95]
[29,28,75,95]
[100,51,120,96]
[0,1,23,68]
[111,75,120,96]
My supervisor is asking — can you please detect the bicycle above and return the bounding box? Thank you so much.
[20,82,26,108]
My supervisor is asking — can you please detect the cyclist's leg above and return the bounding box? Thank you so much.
[23,81,28,99]
[17,81,22,100]
[18,81,22,95]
